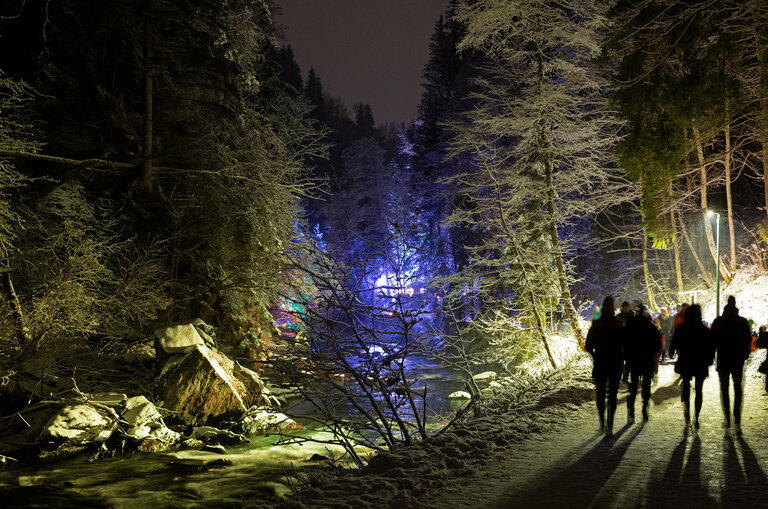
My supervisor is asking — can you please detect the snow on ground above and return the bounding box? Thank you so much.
[698,268,768,326]
[268,353,768,509]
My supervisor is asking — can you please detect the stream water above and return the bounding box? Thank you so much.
[0,356,468,508]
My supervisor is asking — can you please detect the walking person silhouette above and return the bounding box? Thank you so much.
[669,304,714,430]
[710,295,752,432]
[625,303,662,422]
[585,296,625,437]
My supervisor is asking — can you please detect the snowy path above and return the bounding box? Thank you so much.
[276,354,768,509]
[434,358,768,508]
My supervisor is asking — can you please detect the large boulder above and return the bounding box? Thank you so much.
[154,337,271,426]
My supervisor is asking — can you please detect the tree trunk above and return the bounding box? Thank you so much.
[534,33,583,350]
[1,270,31,344]
[544,152,585,350]
[529,291,557,370]
[492,177,558,367]
[691,122,731,283]
[649,272,674,308]
[724,119,736,273]
[641,226,658,312]
[668,182,683,296]
[141,11,154,193]
[755,0,768,216]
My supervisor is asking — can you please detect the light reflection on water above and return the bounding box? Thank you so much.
[287,353,469,420]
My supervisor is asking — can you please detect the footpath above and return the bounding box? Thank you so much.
[275,352,768,509]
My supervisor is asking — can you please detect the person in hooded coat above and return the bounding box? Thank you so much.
[625,303,662,422]
[710,295,752,430]
[585,296,625,437]
[669,304,714,430]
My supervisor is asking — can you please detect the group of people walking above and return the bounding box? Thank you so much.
[586,295,753,437]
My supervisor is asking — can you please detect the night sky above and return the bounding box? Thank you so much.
[275,0,449,126]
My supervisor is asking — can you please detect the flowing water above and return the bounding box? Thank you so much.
[0,356,469,508]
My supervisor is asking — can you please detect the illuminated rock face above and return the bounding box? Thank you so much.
[154,330,271,425]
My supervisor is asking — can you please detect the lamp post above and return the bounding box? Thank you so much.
[707,210,721,317]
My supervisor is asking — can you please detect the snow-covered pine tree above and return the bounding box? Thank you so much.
[448,0,631,354]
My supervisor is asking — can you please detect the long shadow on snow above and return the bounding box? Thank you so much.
[650,378,682,407]
[722,434,768,506]
[646,435,717,508]
[494,423,641,508]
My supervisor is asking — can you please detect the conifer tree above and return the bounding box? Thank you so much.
[449,0,630,351]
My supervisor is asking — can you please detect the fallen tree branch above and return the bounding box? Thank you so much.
[0,149,282,184]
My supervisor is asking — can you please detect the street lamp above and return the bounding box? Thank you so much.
[707,209,721,317]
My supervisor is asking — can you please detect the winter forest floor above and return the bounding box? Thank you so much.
[273,352,768,509]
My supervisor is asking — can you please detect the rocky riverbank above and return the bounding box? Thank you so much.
[0,320,299,464]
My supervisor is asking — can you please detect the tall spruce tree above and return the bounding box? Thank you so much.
[448,0,630,352]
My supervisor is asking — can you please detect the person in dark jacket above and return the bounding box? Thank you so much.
[585,296,625,437]
[757,326,768,393]
[617,301,633,384]
[710,295,752,430]
[617,301,634,324]
[658,308,672,361]
[669,304,714,430]
[625,303,662,422]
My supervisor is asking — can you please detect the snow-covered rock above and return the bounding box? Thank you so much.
[155,324,205,354]
[448,391,472,400]
[148,425,181,444]
[182,438,204,449]
[138,438,173,453]
[473,371,497,382]
[126,425,152,440]
[122,396,162,427]
[240,410,301,435]
[41,405,111,440]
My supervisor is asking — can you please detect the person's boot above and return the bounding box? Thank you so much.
[627,406,635,424]
[683,402,690,426]
[598,411,605,433]
[642,403,649,422]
